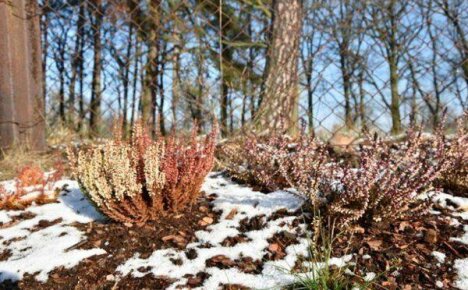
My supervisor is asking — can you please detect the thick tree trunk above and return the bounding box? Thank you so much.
[0,0,46,151]
[254,0,302,134]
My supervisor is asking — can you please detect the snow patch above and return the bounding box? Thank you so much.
[450,225,468,246]
[429,192,468,220]
[117,173,343,289]
[454,258,468,290]
[0,179,106,282]
[363,272,376,282]
[431,251,446,264]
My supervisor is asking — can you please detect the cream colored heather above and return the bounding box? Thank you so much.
[77,147,112,206]
[143,143,166,196]
[102,143,141,201]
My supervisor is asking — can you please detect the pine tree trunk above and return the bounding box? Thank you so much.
[254,0,302,134]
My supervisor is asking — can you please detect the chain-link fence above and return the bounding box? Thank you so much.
[39,0,467,140]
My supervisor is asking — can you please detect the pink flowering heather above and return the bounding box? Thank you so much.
[436,114,467,193]
[220,130,329,202]
[326,126,451,226]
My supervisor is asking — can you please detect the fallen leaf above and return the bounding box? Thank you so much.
[367,239,383,251]
[268,243,280,253]
[424,229,438,243]
[226,208,238,220]
[199,216,214,226]
[352,226,365,234]
[162,235,185,244]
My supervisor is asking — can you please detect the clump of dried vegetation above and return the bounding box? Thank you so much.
[219,119,464,228]
[325,126,450,226]
[0,164,64,210]
[435,116,467,195]
[218,131,328,197]
[68,122,217,224]
[0,144,62,181]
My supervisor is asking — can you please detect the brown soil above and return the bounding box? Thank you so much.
[329,206,467,289]
[2,197,220,290]
[0,183,465,290]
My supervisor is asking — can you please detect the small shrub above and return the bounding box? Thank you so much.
[0,163,64,210]
[219,132,328,196]
[326,126,450,226]
[68,122,217,224]
[217,134,289,191]
[17,165,45,187]
[435,115,467,194]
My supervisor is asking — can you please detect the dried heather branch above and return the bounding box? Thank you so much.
[219,134,293,191]
[219,131,329,200]
[278,134,329,204]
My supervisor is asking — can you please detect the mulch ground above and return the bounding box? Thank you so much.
[1,195,220,290]
[0,194,304,290]
[328,204,467,289]
[0,182,466,289]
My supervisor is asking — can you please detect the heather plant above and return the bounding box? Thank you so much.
[278,135,329,204]
[219,130,330,202]
[217,134,289,191]
[325,126,450,226]
[0,164,64,210]
[68,122,217,223]
[435,115,467,194]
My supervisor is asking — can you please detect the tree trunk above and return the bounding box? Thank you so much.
[388,53,401,135]
[0,0,46,151]
[68,2,85,127]
[254,0,302,134]
[220,80,229,136]
[89,1,103,137]
[339,48,354,130]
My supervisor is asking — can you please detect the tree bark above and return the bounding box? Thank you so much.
[89,1,103,137]
[0,0,46,151]
[68,2,85,127]
[254,0,303,134]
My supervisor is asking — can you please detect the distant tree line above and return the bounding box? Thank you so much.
[1,0,466,150]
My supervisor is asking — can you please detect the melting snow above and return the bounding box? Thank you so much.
[454,259,468,290]
[0,180,106,282]
[363,272,376,282]
[431,251,446,264]
[1,174,466,288]
[117,173,353,289]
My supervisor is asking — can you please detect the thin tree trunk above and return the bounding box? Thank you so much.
[122,23,134,133]
[171,31,181,130]
[339,49,353,130]
[68,2,85,127]
[130,37,140,129]
[56,36,66,124]
[358,68,366,130]
[158,47,166,136]
[89,1,103,137]
[388,52,401,134]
